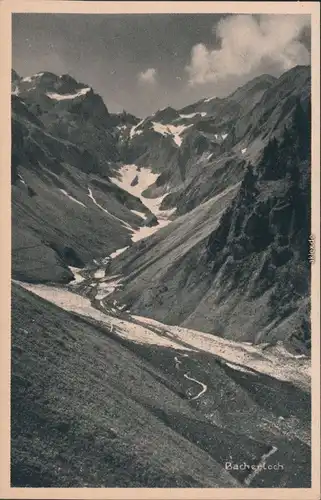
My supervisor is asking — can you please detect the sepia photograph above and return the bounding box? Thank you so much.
[0,1,320,498]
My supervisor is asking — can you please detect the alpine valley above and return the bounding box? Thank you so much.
[11,65,311,488]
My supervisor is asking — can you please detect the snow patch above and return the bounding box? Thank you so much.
[198,152,214,164]
[174,356,182,369]
[87,187,132,231]
[94,269,105,279]
[46,87,91,101]
[151,122,193,147]
[132,316,310,391]
[110,246,129,259]
[203,96,215,103]
[95,275,124,300]
[110,164,176,241]
[224,361,254,375]
[241,148,247,154]
[15,282,192,350]
[179,112,207,119]
[18,175,26,185]
[131,218,173,243]
[59,189,86,208]
[22,73,44,82]
[14,280,310,391]
[129,119,146,139]
[21,76,33,83]
[268,342,309,360]
[131,205,176,242]
[131,210,147,220]
[109,164,166,219]
[214,133,228,141]
[68,267,85,284]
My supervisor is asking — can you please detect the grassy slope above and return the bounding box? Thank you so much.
[11,283,240,488]
[11,283,310,488]
[107,184,239,324]
[11,97,154,284]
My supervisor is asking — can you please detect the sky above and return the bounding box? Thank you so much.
[12,13,311,117]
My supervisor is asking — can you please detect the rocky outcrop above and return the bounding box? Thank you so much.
[11,66,312,349]
[119,67,310,220]
[11,73,155,283]
[14,71,119,175]
[191,99,311,348]
[108,97,311,351]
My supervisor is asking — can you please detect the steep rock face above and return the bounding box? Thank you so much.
[231,66,311,146]
[197,99,311,348]
[12,283,310,487]
[105,184,242,325]
[178,74,276,119]
[11,284,240,488]
[119,68,310,219]
[11,65,311,349]
[11,69,21,94]
[14,71,119,176]
[228,74,278,111]
[11,76,155,283]
[108,98,311,351]
[11,63,312,488]
[151,106,181,123]
[171,68,310,215]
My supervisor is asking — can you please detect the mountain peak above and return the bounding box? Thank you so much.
[60,74,78,84]
[228,74,277,103]
[277,65,310,84]
[12,70,97,102]
[11,69,21,83]
[151,106,180,124]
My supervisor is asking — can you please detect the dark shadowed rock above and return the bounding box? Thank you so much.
[108,94,311,351]
[130,175,139,187]
[11,70,154,282]
[143,214,159,227]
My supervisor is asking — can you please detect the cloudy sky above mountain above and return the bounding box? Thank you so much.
[12,13,311,117]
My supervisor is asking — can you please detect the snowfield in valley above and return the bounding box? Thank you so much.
[110,164,176,242]
[14,281,310,392]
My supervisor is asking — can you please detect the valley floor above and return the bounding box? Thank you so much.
[14,279,310,393]
[10,63,313,490]
[11,162,311,489]
[11,267,311,488]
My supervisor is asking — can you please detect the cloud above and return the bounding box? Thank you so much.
[185,14,311,86]
[138,67,157,84]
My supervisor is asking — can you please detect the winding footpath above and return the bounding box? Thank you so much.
[174,355,208,400]
[244,446,278,486]
[183,373,208,400]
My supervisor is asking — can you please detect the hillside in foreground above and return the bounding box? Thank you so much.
[11,282,310,488]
